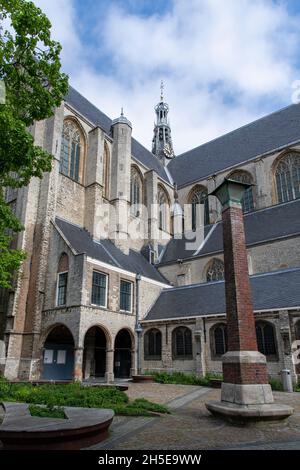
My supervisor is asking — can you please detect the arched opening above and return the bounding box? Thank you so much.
[42,325,74,380]
[83,326,107,380]
[114,329,132,378]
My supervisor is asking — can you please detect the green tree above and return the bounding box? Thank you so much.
[0,0,68,288]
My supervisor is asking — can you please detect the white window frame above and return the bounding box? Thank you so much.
[91,271,108,309]
[56,271,68,307]
[120,279,133,314]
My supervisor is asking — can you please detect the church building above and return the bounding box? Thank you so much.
[0,83,300,384]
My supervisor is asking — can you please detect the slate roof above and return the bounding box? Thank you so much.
[54,217,169,285]
[65,86,170,183]
[144,267,300,321]
[169,102,300,187]
[159,198,300,264]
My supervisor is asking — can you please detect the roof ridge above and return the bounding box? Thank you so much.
[175,102,299,160]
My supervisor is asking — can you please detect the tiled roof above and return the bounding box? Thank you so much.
[160,198,300,264]
[169,103,300,187]
[55,217,169,285]
[144,267,300,321]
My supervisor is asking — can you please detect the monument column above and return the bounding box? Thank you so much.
[206,178,293,420]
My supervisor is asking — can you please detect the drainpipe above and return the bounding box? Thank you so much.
[135,273,142,375]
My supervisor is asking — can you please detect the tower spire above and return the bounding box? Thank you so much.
[152,81,175,166]
[160,80,164,101]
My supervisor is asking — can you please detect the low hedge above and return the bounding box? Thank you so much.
[0,377,169,416]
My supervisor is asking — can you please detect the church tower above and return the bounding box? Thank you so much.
[152,81,175,165]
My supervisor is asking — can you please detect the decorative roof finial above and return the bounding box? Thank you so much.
[121,107,124,116]
[160,80,164,101]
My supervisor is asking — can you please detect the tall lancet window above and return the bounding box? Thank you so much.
[229,170,254,213]
[60,119,84,183]
[275,153,300,203]
[158,185,170,232]
[130,166,143,217]
[189,186,209,230]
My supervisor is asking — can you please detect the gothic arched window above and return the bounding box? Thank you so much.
[212,323,228,356]
[275,153,300,203]
[255,321,277,357]
[103,142,110,199]
[158,185,170,232]
[144,329,162,360]
[229,170,254,213]
[60,119,84,183]
[172,327,192,359]
[206,258,224,282]
[130,167,143,217]
[189,186,209,230]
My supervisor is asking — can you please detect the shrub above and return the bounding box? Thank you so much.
[269,378,284,391]
[29,404,66,419]
[0,381,168,416]
[153,371,213,386]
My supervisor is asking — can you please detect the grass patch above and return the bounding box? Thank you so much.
[0,377,169,417]
[29,404,66,419]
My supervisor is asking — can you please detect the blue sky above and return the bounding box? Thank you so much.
[33,0,300,154]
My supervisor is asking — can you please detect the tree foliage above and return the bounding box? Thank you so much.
[0,0,68,288]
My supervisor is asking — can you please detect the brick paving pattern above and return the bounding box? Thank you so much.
[93,384,300,450]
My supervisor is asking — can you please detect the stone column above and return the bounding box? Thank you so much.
[195,318,206,377]
[131,348,137,377]
[105,349,114,383]
[74,347,83,381]
[206,178,293,420]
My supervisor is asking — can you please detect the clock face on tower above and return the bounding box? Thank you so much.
[163,143,174,159]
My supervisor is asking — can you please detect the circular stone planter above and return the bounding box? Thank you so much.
[0,402,114,450]
[132,375,155,383]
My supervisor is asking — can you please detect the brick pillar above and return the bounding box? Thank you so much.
[74,348,83,381]
[221,204,269,387]
[205,179,293,419]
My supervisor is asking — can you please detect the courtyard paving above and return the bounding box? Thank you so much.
[90,384,300,450]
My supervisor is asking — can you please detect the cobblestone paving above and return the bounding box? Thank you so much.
[125,382,200,404]
[96,385,300,450]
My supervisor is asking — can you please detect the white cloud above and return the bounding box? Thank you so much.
[31,0,300,154]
